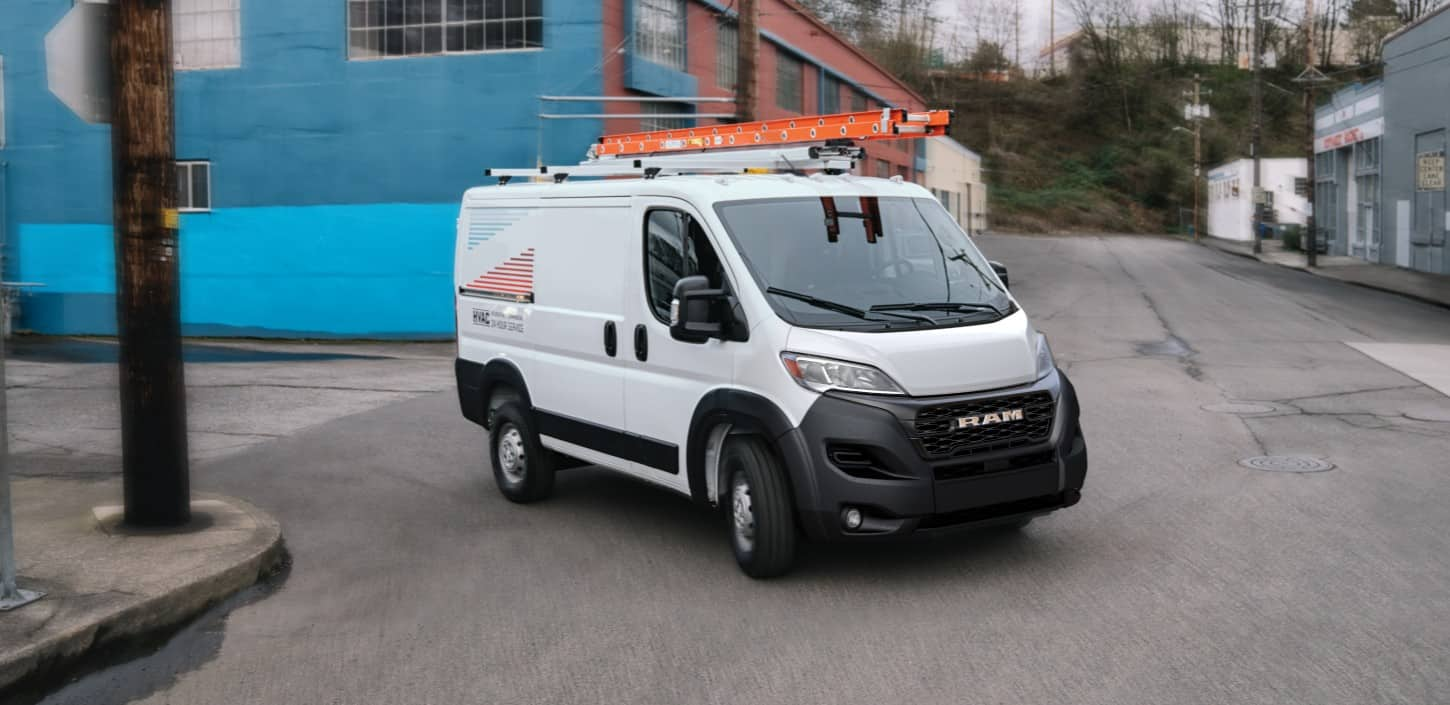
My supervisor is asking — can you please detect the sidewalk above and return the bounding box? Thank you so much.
[1203,236,1450,310]
[0,477,284,696]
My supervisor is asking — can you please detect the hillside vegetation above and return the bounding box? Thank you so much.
[797,0,1428,233]
[948,64,1317,233]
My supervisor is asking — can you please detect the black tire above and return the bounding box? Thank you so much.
[488,402,555,503]
[722,436,797,578]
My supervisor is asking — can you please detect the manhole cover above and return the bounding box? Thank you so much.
[1238,455,1335,473]
[1203,402,1277,415]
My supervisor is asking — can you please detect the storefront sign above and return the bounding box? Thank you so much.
[1418,151,1445,192]
[1316,117,1384,153]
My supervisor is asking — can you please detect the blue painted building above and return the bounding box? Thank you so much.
[0,0,926,337]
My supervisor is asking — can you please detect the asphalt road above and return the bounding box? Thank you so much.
[37,235,1450,705]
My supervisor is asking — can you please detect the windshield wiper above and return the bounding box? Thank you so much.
[766,287,935,325]
[870,301,1003,315]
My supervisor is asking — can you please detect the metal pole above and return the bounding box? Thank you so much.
[1250,0,1263,254]
[111,0,190,528]
[737,0,758,123]
[1304,0,1318,267]
[0,286,44,611]
[1194,73,1203,244]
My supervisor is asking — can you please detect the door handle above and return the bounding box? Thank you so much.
[634,324,648,362]
[603,321,617,357]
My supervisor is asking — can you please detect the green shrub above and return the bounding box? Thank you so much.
[1281,225,1303,251]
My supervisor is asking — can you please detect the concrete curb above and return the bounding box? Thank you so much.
[0,494,285,695]
[1198,239,1450,313]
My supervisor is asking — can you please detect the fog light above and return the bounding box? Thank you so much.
[842,507,864,530]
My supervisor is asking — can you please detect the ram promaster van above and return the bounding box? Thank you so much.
[454,110,1087,577]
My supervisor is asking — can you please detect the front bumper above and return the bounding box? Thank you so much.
[778,368,1087,540]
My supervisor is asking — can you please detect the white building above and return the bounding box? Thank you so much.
[924,137,988,234]
[1206,158,1308,241]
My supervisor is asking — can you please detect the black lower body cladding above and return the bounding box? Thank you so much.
[779,368,1087,540]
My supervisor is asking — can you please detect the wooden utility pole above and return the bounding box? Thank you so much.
[736,0,759,123]
[1250,0,1264,254]
[111,0,191,527]
[1048,0,1057,77]
[1303,0,1319,267]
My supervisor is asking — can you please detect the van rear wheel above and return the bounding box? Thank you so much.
[722,436,796,578]
[489,402,555,503]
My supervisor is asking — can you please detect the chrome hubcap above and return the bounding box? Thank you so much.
[497,425,527,485]
[731,474,755,554]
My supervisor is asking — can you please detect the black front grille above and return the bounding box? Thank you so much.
[914,391,1055,458]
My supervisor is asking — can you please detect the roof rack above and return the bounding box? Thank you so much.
[485,107,952,184]
[485,145,864,184]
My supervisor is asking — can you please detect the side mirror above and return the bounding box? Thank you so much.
[670,275,726,343]
[989,261,1010,289]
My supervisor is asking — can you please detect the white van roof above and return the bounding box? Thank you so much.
[462,174,933,206]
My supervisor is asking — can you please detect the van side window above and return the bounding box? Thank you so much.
[644,209,726,322]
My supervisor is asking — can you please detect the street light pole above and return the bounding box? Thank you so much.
[110,0,191,527]
[1303,0,1319,267]
[1250,0,1264,255]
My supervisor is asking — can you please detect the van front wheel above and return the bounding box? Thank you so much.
[489,402,555,503]
[723,436,797,578]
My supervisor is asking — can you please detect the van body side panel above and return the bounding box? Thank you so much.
[455,196,633,472]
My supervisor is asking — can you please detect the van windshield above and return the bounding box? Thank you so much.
[713,196,1015,331]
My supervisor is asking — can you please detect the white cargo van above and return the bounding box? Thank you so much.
[453,149,1087,578]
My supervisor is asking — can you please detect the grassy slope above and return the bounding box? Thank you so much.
[944,64,1320,233]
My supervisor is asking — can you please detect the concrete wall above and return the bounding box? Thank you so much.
[1,0,604,337]
[1,0,928,337]
[1382,6,1450,274]
[1207,159,1307,242]
[924,136,986,234]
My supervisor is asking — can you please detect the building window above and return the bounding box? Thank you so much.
[776,50,803,112]
[850,89,867,112]
[640,102,689,132]
[177,161,211,212]
[875,159,890,178]
[716,20,737,89]
[821,73,840,114]
[347,0,543,60]
[174,0,241,70]
[635,0,686,70]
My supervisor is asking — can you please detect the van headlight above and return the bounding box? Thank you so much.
[780,352,905,395]
[1035,332,1056,380]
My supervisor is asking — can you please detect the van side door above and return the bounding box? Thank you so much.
[623,198,741,496]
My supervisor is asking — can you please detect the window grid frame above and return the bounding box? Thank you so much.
[634,0,686,71]
[173,0,242,71]
[820,73,841,114]
[775,49,803,113]
[346,0,545,62]
[177,161,212,213]
[716,19,738,90]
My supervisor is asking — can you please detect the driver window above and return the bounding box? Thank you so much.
[644,209,726,322]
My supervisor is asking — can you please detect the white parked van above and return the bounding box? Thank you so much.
[453,170,1087,577]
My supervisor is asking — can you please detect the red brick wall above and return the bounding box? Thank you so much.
[599,0,926,179]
